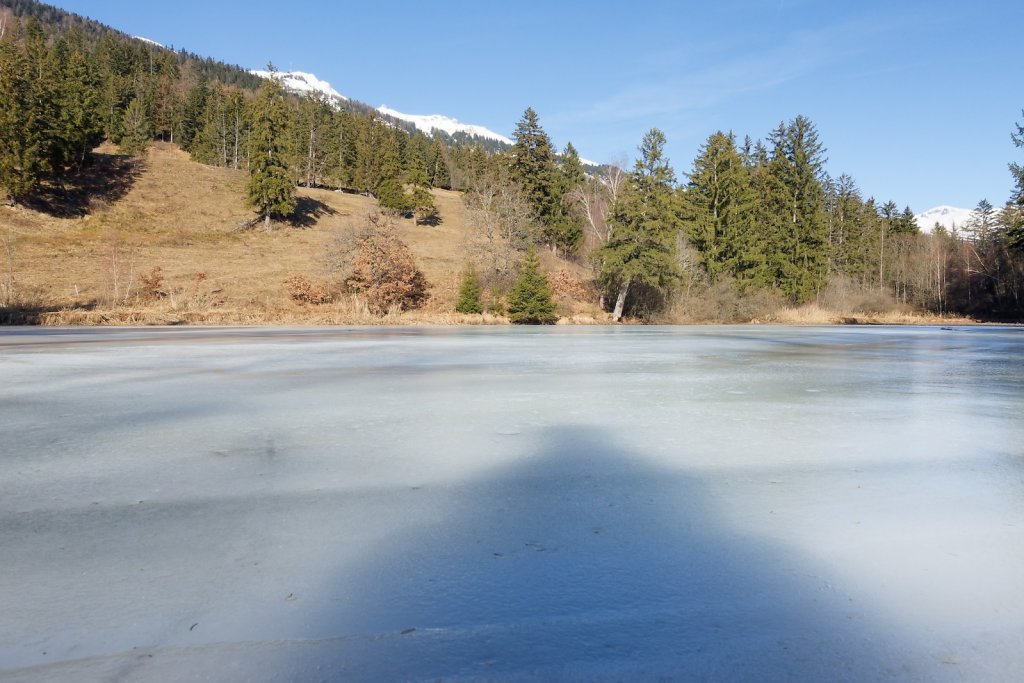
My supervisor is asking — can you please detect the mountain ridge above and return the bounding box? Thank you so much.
[249,68,600,165]
[249,68,514,147]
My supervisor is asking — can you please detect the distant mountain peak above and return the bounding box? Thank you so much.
[915,205,974,233]
[249,70,347,103]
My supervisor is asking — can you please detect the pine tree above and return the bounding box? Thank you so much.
[409,178,437,224]
[681,131,752,283]
[743,140,786,291]
[118,96,151,156]
[427,137,451,189]
[767,116,829,300]
[507,247,557,324]
[151,51,181,143]
[376,176,412,215]
[178,74,208,153]
[1011,112,1024,208]
[54,30,103,168]
[94,35,137,143]
[1007,112,1024,250]
[246,71,295,230]
[560,142,586,189]
[327,108,359,188]
[549,142,585,256]
[877,199,897,293]
[355,120,400,193]
[596,129,680,321]
[510,107,560,240]
[455,264,484,314]
[295,92,333,187]
[23,18,63,174]
[0,31,43,202]
[966,199,996,244]
[826,174,871,282]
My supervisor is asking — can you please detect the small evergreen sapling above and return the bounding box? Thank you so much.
[506,249,557,324]
[455,265,483,314]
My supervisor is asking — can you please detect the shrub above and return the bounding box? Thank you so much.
[138,266,166,301]
[345,212,430,314]
[284,275,332,305]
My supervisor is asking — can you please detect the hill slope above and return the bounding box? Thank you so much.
[1,143,595,325]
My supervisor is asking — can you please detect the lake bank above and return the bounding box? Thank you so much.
[0,300,984,327]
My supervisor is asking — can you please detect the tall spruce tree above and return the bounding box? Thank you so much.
[118,96,151,156]
[510,108,561,245]
[742,140,786,290]
[427,137,451,189]
[54,30,103,168]
[550,142,585,255]
[596,128,680,321]
[1007,112,1024,250]
[246,71,295,230]
[827,173,871,281]
[179,74,208,153]
[767,116,828,300]
[682,131,752,283]
[0,30,42,202]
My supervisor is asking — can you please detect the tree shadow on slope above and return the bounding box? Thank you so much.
[290,196,337,228]
[20,152,143,218]
[415,210,443,228]
[273,425,947,681]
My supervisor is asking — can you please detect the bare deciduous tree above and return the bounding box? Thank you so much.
[463,165,536,278]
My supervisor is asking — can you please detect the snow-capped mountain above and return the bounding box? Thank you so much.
[249,70,347,104]
[377,105,512,145]
[915,205,974,233]
[249,69,607,162]
[249,69,511,145]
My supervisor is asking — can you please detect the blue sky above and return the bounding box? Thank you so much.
[53,0,1023,212]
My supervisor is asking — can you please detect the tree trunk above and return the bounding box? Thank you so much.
[611,282,630,322]
[264,212,272,232]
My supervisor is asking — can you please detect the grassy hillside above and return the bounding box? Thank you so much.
[0,143,600,325]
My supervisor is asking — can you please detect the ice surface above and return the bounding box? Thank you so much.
[1,325,1023,681]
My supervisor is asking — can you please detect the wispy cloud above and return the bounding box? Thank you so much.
[555,21,876,126]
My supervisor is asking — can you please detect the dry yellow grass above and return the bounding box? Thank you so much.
[754,303,971,326]
[2,142,593,325]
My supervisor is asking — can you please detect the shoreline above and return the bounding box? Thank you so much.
[0,308,1004,328]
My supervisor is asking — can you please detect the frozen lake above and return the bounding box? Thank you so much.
[1,325,1023,681]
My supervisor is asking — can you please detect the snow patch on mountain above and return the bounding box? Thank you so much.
[915,205,974,233]
[378,105,513,145]
[250,70,347,103]
[133,36,164,48]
